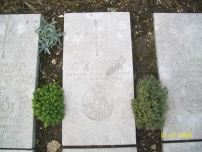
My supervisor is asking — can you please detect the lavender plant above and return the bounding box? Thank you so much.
[36,16,64,55]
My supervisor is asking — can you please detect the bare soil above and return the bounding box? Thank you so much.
[1,0,202,152]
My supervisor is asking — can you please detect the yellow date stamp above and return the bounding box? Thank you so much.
[161,132,192,139]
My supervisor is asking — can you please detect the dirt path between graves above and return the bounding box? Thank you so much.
[0,0,202,152]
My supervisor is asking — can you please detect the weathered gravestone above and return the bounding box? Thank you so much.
[63,147,137,152]
[162,142,202,152]
[62,12,136,146]
[154,13,202,142]
[0,14,40,148]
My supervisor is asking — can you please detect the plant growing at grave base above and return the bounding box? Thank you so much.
[35,16,64,55]
[131,75,168,130]
[32,82,65,128]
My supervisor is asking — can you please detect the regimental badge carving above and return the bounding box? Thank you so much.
[82,85,114,120]
[180,81,202,113]
[0,95,14,120]
[11,89,30,117]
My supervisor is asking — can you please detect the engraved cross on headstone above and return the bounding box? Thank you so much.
[0,15,10,59]
[94,20,99,57]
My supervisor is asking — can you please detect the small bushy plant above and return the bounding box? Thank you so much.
[131,75,168,130]
[32,82,65,128]
[36,16,64,55]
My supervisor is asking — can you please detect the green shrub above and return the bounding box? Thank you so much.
[36,16,64,55]
[32,82,65,128]
[131,75,168,130]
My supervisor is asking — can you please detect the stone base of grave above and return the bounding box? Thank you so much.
[162,142,202,152]
[63,147,137,152]
[0,150,35,152]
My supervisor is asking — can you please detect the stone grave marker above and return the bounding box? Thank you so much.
[62,12,136,146]
[154,13,202,141]
[162,142,202,152]
[63,147,137,152]
[0,14,40,148]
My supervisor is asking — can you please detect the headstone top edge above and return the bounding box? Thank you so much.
[0,14,41,17]
[64,12,130,16]
[153,13,202,17]
[0,14,41,15]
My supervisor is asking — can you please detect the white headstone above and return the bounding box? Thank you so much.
[62,12,136,146]
[154,13,202,141]
[63,148,137,152]
[0,14,40,148]
[162,142,202,152]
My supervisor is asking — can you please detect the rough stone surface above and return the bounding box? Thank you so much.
[151,144,156,150]
[162,142,202,152]
[47,140,61,152]
[0,14,40,148]
[63,148,137,152]
[154,13,202,141]
[62,12,136,146]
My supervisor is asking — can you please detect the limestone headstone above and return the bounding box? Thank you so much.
[63,148,137,152]
[0,14,40,148]
[62,12,136,146]
[162,142,202,152]
[154,13,202,141]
